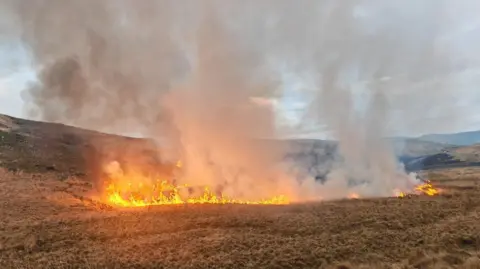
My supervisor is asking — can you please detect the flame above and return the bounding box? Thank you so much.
[102,161,289,207]
[413,181,440,196]
[396,181,441,198]
[105,181,289,207]
[101,161,441,207]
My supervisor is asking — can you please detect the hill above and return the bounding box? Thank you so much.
[0,114,453,181]
[2,113,480,268]
[402,143,480,172]
[8,112,480,183]
[418,130,480,146]
[0,114,177,192]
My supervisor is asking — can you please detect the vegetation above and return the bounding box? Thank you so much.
[1,114,480,268]
[1,168,480,268]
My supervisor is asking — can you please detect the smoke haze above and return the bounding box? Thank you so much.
[0,0,471,200]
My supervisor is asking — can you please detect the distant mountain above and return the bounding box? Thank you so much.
[417,130,480,146]
[389,137,450,158]
[275,137,451,181]
[403,144,480,172]
[0,113,471,181]
[395,130,480,171]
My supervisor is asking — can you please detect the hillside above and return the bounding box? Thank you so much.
[403,144,480,172]
[0,114,454,180]
[0,114,468,176]
[2,113,480,268]
[0,114,177,193]
[418,130,480,146]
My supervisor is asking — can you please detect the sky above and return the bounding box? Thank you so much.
[2,41,480,139]
[2,2,480,139]
[0,41,34,118]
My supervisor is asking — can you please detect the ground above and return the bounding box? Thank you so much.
[1,168,480,269]
[1,114,480,268]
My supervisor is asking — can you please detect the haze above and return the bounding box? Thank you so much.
[1,0,480,200]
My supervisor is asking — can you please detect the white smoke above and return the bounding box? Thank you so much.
[0,0,471,201]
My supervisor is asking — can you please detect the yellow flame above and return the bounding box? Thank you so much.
[102,159,440,206]
[105,181,289,207]
[102,160,289,207]
[414,182,440,196]
[396,181,440,198]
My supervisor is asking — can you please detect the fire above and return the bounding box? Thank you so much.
[105,181,289,207]
[101,161,441,207]
[413,181,440,196]
[102,161,289,207]
[396,181,441,198]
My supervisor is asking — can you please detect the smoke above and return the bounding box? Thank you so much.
[253,0,461,198]
[301,1,453,198]
[1,0,469,201]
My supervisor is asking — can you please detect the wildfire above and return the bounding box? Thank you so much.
[101,161,440,207]
[396,181,441,198]
[104,179,289,207]
[413,181,440,196]
[101,159,289,207]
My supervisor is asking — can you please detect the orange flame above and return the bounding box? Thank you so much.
[105,181,289,207]
[102,161,440,206]
[102,160,289,207]
[413,181,440,196]
[396,181,440,198]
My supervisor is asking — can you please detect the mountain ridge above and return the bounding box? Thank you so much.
[1,113,478,178]
[417,130,480,146]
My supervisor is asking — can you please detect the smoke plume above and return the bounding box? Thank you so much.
[1,0,468,201]
[301,1,453,198]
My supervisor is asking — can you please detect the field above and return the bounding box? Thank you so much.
[1,115,480,268]
[0,168,479,269]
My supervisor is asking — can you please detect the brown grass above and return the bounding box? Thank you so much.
[0,168,479,268]
[2,114,480,268]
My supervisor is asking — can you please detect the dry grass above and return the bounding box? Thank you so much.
[2,114,480,268]
[449,145,480,162]
[0,168,480,268]
[420,168,480,192]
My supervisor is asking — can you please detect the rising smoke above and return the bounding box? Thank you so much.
[1,0,467,200]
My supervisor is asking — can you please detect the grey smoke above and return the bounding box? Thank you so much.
[303,1,453,197]
[0,0,473,200]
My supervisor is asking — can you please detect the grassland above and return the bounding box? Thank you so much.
[0,168,479,269]
[1,114,480,268]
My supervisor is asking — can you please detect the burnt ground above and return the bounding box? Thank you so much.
[1,114,480,268]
